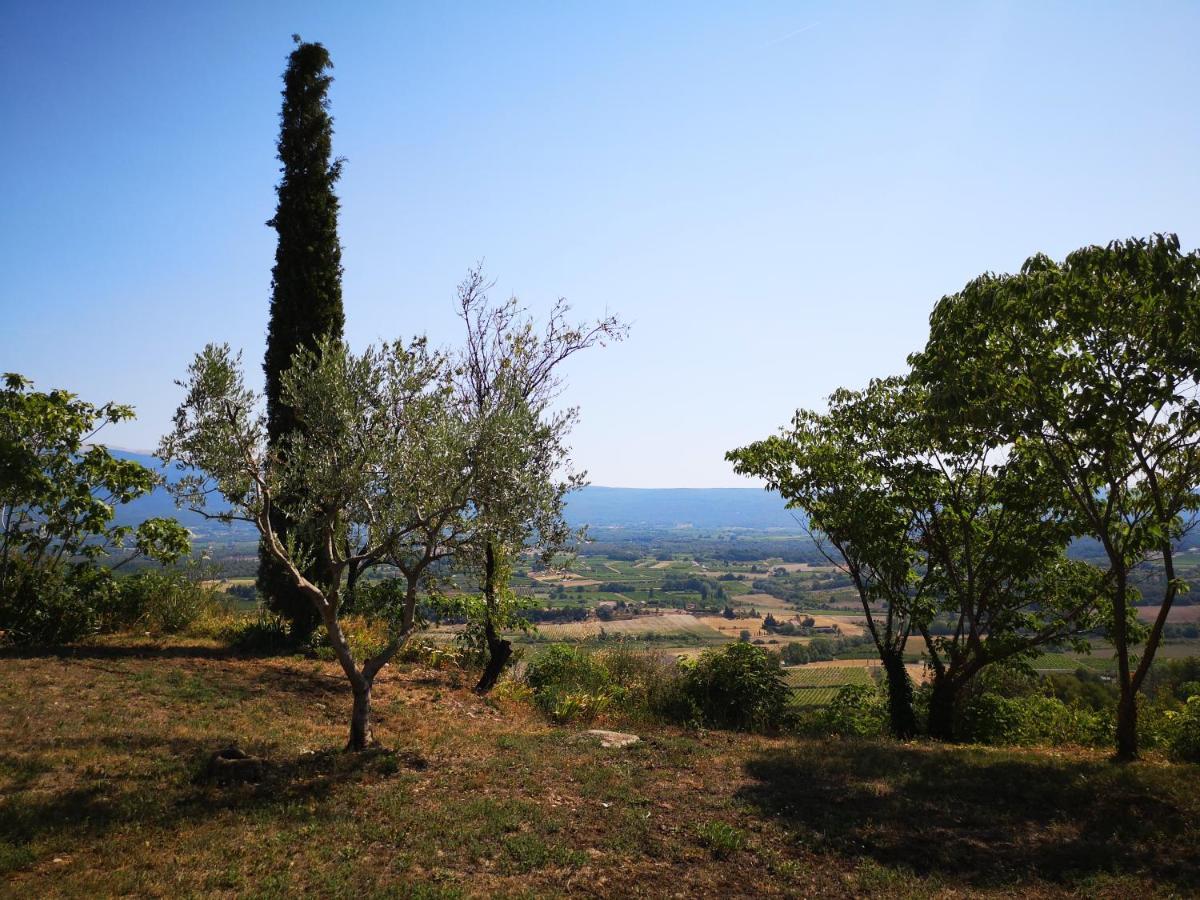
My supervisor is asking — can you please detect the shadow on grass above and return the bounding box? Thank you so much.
[737,740,1200,890]
[0,739,423,867]
[0,642,300,662]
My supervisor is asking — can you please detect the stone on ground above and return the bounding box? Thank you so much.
[586,729,640,748]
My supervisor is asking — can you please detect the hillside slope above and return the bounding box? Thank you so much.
[1,639,1197,897]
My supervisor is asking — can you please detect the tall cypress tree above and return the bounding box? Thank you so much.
[258,36,346,637]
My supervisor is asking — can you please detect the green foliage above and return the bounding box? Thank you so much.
[1162,696,1200,763]
[0,560,226,645]
[911,233,1200,757]
[0,556,109,645]
[397,639,464,670]
[0,374,189,645]
[792,683,888,738]
[259,38,347,635]
[105,566,228,634]
[955,692,1111,747]
[521,643,696,726]
[681,642,790,732]
[450,588,533,670]
[222,610,295,654]
[525,644,615,723]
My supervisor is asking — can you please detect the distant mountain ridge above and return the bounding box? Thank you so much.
[105,449,802,533]
[564,485,802,529]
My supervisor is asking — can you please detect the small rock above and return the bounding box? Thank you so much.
[586,729,640,749]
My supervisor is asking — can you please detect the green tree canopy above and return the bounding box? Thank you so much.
[160,338,457,750]
[259,36,347,637]
[911,233,1200,758]
[1,374,189,644]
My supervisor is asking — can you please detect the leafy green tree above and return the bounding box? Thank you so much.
[0,374,189,644]
[160,338,457,750]
[258,37,347,639]
[728,382,929,738]
[731,375,1104,740]
[452,267,626,692]
[911,234,1200,758]
[864,377,1105,740]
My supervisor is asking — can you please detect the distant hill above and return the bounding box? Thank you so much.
[563,486,802,530]
[104,449,801,533]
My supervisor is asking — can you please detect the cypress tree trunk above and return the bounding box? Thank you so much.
[881,650,917,739]
[258,37,346,636]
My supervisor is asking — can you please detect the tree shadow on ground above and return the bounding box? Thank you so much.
[0,738,424,856]
[0,643,296,662]
[737,741,1199,891]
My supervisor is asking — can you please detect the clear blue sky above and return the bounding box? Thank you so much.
[3,2,1198,487]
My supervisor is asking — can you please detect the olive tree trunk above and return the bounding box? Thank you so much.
[474,618,512,694]
[348,682,374,751]
[473,542,511,694]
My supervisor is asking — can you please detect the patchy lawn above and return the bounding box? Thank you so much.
[1,639,1197,898]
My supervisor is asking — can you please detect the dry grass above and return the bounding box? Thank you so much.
[1136,603,1200,623]
[1,638,1197,898]
[535,613,722,642]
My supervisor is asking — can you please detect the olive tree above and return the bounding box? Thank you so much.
[911,234,1200,758]
[453,267,626,692]
[159,338,459,750]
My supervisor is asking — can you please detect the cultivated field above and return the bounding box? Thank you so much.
[1137,604,1200,623]
[535,613,723,643]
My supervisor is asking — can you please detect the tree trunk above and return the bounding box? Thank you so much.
[347,682,374,752]
[1110,565,1140,761]
[927,677,958,742]
[881,650,917,739]
[474,618,511,694]
[473,541,511,694]
[1116,683,1138,762]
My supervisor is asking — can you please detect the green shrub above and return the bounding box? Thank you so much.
[222,610,295,653]
[525,644,617,723]
[681,642,789,732]
[1163,696,1200,763]
[0,839,35,875]
[104,568,227,634]
[594,644,695,724]
[956,692,1111,746]
[792,683,888,738]
[547,690,613,724]
[527,644,613,695]
[0,558,105,645]
[398,639,464,669]
[523,643,696,726]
